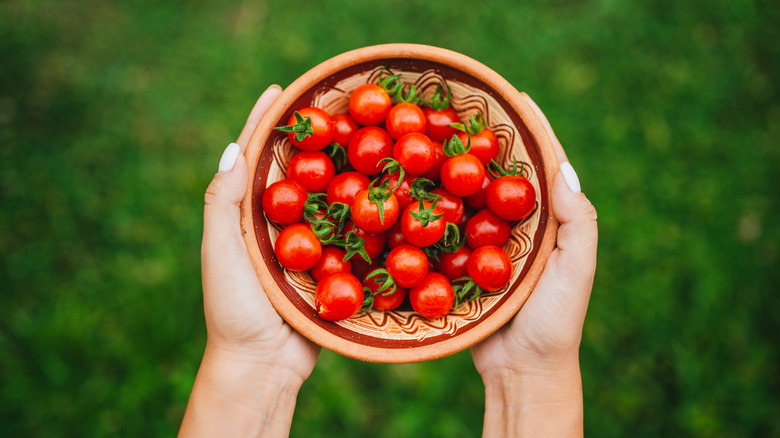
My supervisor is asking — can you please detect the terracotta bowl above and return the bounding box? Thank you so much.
[240,44,559,363]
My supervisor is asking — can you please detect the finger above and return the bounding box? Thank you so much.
[522,93,568,164]
[548,165,598,295]
[235,84,283,150]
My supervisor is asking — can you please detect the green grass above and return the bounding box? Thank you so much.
[2,0,779,436]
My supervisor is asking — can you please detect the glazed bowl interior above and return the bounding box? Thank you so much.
[241,44,558,363]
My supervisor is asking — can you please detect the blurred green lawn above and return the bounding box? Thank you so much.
[2,0,779,436]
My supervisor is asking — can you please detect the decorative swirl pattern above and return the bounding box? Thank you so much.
[264,66,543,341]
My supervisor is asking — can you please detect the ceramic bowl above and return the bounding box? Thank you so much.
[240,44,559,363]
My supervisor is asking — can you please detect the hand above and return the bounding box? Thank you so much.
[471,96,597,437]
[180,85,320,438]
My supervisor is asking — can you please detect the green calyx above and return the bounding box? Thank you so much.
[274,111,314,141]
[409,198,444,228]
[378,157,405,190]
[452,277,485,309]
[450,112,486,136]
[408,178,441,203]
[324,143,348,172]
[436,223,464,253]
[488,158,525,179]
[422,83,452,111]
[378,71,402,96]
[342,231,371,264]
[394,84,421,105]
[443,133,472,157]
[365,269,398,297]
[367,176,394,225]
[306,201,350,245]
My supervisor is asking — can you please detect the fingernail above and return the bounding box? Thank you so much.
[560,162,581,193]
[218,142,240,173]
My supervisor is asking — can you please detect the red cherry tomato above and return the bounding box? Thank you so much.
[331,113,359,147]
[401,201,446,247]
[274,223,322,271]
[457,130,499,166]
[463,173,494,210]
[386,220,409,249]
[286,151,335,193]
[467,245,512,291]
[351,188,399,234]
[348,84,392,126]
[393,132,435,176]
[386,244,429,288]
[285,107,334,151]
[422,106,460,142]
[315,272,363,321]
[343,221,386,261]
[419,140,446,181]
[386,102,427,140]
[326,171,370,206]
[347,126,394,175]
[465,209,511,249]
[430,188,464,225]
[436,246,472,281]
[261,179,308,225]
[382,172,414,212]
[409,273,454,319]
[310,246,352,282]
[440,153,486,197]
[363,268,407,312]
[487,175,536,221]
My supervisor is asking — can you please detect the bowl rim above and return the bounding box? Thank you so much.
[240,43,559,363]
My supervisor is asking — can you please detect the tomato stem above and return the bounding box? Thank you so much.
[365,268,398,296]
[409,198,444,228]
[442,133,472,157]
[408,178,441,203]
[274,111,314,141]
[452,277,484,309]
[436,223,464,253]
[421,83,452,111]
[487,158,525,179]
[342,231,371,264]
[367,177,394,225]
[394,83,421,105]
[378,70,402,96]
[378,157,406,190]
[449,113,486,135]
[324,143,348,172]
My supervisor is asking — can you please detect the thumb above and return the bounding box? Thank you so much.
[548,162,598,295]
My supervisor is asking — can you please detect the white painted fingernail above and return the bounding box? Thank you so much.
[218,143,240,173]
[561,162,581,193]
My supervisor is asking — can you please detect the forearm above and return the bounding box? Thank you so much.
[179,343,304,438]
[481,361,583,437]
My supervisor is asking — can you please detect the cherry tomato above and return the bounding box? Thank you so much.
[310,246,352,282]
[386,244,429,288]
[409,273,454,319]
[436,246,472,281]
[430,188,464,225]
[348,84,392,126]
[419,140,446,181]
[487,175,536,221]
[457,130,499,166]
[386,220,409,249]
[351,258,378,280]
[326,171,370,206]
[393,132,435,176]
[463,173,494,210]
[285,107,334,151]
[382,172,414,212]
[286,151,335,193]
[347,126,394,175]
[315,272,363,321]
[331,113,359,147]
[274,223,322,271]
[363,268,407,312]
[401,201,446,247]
[351,188,399,234]
[386,102,427,140]
[440,154,486,197]
[261,179,308,225]
[465,209,511,249]
[467,245,512,291]
[422,106,460,142]
[343,221,386,261]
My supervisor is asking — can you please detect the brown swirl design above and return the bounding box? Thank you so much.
[263,66,542,341]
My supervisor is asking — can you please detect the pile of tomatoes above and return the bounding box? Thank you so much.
[263,74,536,322]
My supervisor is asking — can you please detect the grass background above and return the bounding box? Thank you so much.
[2,0,779,436]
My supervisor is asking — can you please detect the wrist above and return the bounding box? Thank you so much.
[481,358,583,437]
